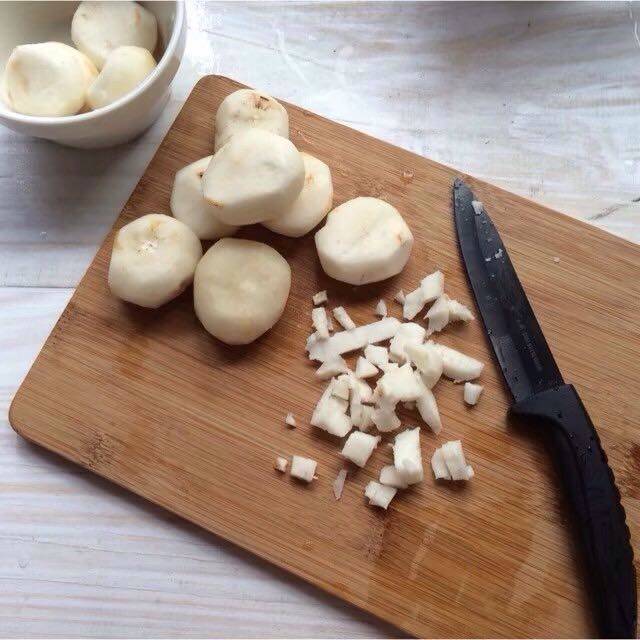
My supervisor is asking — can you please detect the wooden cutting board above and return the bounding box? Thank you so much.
[9,76,640,638]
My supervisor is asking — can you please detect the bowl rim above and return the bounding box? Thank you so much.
[0,0,185,126]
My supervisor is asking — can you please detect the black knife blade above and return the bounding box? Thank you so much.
[453,178,636,639]
[453,178,563,402]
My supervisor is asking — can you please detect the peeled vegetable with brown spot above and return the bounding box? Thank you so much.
[108,214,202,309]
[71,2,158,69]
[72,1,158,70]
[170,156,238,240]
[214,88,289,151]
[264,153,333,237]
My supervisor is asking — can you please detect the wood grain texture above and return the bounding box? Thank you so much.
[8,75,640,638]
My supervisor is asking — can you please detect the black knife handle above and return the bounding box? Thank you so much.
[510,384,637,638]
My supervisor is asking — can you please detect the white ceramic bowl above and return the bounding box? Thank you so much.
[0,1,186,148]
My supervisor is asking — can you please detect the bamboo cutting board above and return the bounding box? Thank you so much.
[9,76,640,638]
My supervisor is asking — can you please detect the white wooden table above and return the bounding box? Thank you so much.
[1,2,638,637]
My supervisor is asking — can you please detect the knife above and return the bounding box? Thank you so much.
[453,178,637,638]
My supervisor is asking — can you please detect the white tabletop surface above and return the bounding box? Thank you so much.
[1,2,639,637]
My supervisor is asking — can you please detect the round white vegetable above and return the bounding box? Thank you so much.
[108,214,202,309]
[71,1,158,70]
[315,197,413,285]
[214,88,289,151]
[170,156,238,240]
[87,46,156,110]
[263,153,333,237]
[202,129,305,226]
[193,238,291,345]
[3,42,97,117]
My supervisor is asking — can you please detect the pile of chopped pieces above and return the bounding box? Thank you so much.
[275,271,484,509]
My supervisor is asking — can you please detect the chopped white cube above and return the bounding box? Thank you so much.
[436,344,484,381]
[290,455,317,482]
[431,447,451,480]
[402,271,444,320]
[440,440,474,481]
[340,372,373,404]
[355,356,378,379]
[311,306,330,339]
[341,431,381,467]
[375,299,388,317]
[312,290,328,305]
[315,355,349,380]
[406,341,443,388]
[402,286,427,320]
[416,383,442,433]
[379,464,409,489]
[274,456,288,472]
[372,400,402,432]
[464,382,484,405]
[365,481,397,509]
[394,289,406,305]
[425,295,450,334]
[447,298,474,322]
[311,379,352,437]
[306,317,400,361]
[354,404,374,432]
[389,322,426,363]
[420,270,444,302]
[377,363,424,404]
[364,344,389,367]
[331,376,351,400]
[285,413,297,428]
[332,306,356,330]
[351,383,374,431]
[393,427,423,484]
